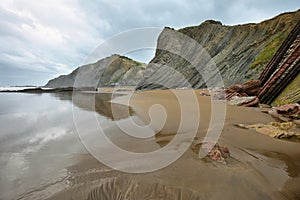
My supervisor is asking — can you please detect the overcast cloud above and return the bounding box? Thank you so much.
[0,0,299,86]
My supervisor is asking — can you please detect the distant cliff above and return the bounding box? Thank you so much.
[136,10,300,90]
[45,55,146,88]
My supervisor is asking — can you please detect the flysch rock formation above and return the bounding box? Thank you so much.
[45,54,146,88]
[259,20,300,105]
[136,10,300,90]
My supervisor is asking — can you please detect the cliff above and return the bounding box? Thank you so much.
[45,54,146,88]
[259,20,300,105]
[136,10,300,90]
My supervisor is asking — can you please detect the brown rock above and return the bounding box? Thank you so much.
[191,140,230,164]
[239,97,260,107]
[259,21,300,104]
[276,103,300,115]
[220,80,261,106]
[228,84,243,93]
[241,80,262,96]
[207,143,230,163]
[269,103,300,120]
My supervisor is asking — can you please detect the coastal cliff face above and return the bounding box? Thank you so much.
[259,20,300,106]
[136,10,300,90]
[45,55,146,88]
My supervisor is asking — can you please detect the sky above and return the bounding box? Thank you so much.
[0,0,299,86]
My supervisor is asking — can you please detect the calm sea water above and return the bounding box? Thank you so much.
[0,91,165,199]
[0,92,131,199]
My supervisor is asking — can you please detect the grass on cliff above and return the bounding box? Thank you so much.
[119,55,146,66]
[272,73,300,106]
[250,30,289,70]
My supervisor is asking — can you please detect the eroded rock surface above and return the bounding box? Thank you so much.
[45,55,146,88]
[136,10,300,90]
[235,122,300,140]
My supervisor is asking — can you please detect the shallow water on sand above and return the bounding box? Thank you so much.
[0,91,300,200]
[0,91,184,199]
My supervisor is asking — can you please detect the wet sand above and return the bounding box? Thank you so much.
[111,89,300,199]
[0,90,300,199]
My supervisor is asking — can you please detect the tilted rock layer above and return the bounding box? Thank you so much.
[259,20,300,105]
[136,10,300,90]
[45,55,146,88]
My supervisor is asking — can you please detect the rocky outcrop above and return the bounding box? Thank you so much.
[228,96,260,107]
[45,55,146,88]
[268,103,300,122]
[191,140,230,164]
[214,19,300,107]
[214,80,261,107]
[235,122,300,140]
[259,20,300,105]
[136,10,300,90]
[225,80,261,98]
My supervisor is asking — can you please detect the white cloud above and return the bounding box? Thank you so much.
[0,0,103,83]
[0,0,299,85]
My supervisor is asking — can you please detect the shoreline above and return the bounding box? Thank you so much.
[1,90,300,199]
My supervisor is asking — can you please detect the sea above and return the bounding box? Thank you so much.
[0,86,37,91]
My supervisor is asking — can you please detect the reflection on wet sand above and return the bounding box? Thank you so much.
[51,92,134,121]
[53,92,163,153]
[1,91,300,199]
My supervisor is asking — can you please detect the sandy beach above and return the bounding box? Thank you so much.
[1,2,299,199]
[111,89,300,199]
[1,90,300,200]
